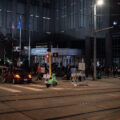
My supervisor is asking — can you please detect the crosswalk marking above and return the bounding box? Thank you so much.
[29,84,45,88]
[0,86,21,93]
[0,84,68,93]
[14,85,43,91]
[50,87,65,90]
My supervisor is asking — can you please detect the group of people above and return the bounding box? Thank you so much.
[90,64,120,78]
[36,63,49,81]
[6,59,120,81]
[63,64,88,80]
[62,63,120,80]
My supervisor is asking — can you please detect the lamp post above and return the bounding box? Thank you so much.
[93,0,103,80]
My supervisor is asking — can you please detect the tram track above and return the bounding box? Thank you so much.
[45,106,120,120]
[0,87,120,102]
[0,96,120,115]
[0,87,120,120]
[0,95,120,120]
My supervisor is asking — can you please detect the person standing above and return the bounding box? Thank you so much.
[85,64,89,77]
[66,65,71,80]
[36,64,41,80]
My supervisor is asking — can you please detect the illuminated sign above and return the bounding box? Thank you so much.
[31,48,48,55]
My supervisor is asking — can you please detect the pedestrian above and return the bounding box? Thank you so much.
[36,64,41,80]
[113,65,117,77]
[66,65,71,80]
[45,63,48,74]
[85,64,89,77]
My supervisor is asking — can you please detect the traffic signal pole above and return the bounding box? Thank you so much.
[95,26,114,33]
[47,38,52,77]
[48,52,52,77]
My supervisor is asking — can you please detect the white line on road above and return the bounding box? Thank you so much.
[0,86,21,93]
[50,87,65,90]
[29,84,45,88]
[14,85,43,91]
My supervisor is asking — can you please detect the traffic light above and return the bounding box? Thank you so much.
[53,53,58,57]
[45,54,49,59]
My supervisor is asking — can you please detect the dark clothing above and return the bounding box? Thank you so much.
[85,65,89,77]
[66,65,71,80]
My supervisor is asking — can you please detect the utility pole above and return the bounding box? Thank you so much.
[18,16,22,59]
[19,18,22,53]
[93,0,104,80]
[93,3,97,80]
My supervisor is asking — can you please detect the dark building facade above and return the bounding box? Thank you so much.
[53,0,109,66]
[110,0,120,65]
[0,0,54,44]
[0,0,110,66]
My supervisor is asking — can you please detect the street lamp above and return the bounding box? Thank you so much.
[93,0,104,80]
[97,0,103,5]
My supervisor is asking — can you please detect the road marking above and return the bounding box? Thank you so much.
[0,86,21,93]
[105,94,120,98]
[29,84,45,88]
[14,85,43,91]
[50,87,65,90]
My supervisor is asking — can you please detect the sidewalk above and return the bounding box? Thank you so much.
[32,76,120,90]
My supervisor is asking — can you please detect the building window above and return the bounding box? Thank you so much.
[33,17,38,31]
[17,2,25,14]
[112,34,120,60]
[7,12,12,28]
[0,0,3,9]
[30,5,39,32]
[7,0,12,11]
[30,16,33,31]
[80,0,84,27]
[0,10,2,27]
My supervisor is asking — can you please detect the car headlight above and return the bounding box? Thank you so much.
[28,74,32,79]
[14,74,21,79]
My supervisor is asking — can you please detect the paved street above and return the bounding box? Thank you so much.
[0,77,120,120]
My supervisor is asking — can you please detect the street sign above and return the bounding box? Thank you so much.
[78,63,85,71]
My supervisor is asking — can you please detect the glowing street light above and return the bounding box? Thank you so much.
[97,0,104,6]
